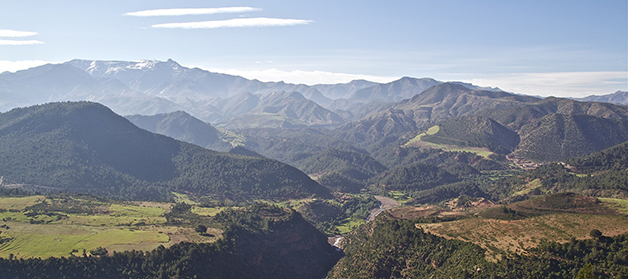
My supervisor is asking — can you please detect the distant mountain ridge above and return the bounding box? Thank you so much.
[0,59,516,129]
[576,91,628,105]
[220,91,345,129]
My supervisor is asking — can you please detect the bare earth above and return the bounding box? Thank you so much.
[366,196,400,222]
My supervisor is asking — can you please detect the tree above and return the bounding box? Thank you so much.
[195,225,207,234]
[575,263,594,279]
[90,247,108,256]
[590,229,603,239]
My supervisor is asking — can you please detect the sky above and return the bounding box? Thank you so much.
[0,0,626,97]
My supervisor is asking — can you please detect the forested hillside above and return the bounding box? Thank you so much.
[0,102,329,201]
[126,110,232,151]
[328,217,628,278]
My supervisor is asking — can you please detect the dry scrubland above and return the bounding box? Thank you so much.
[399,197,628,261]
[418,214,628,260]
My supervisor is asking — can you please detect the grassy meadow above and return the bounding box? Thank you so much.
[0,194,223,259]
[404,125,495,158]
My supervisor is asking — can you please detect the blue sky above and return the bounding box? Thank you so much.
[0,0,626,97]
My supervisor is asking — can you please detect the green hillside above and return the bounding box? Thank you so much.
[514,114,628,161]
[419,115,520,154]
[568,141,628,171]
[125,111,232,152]
[371,163,459,192]
[481,97,628,131]
[482,141,628,202]
[0,102,329,201]
[298,149,387,179]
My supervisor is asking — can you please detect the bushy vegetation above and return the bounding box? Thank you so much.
[420,116,520,154]
[480,142,628,202]
[409,181,485,205]
[297,148,387,181]
[295,194,378,235]
[0,204,342,279]
[371,163,459,192]
[515,114,628,162]
[329,217,628,278]
[0,102,328,201]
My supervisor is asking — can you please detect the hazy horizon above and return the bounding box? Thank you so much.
[1,0,626,97]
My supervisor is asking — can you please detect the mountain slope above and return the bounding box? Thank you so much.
[221,91,345,129]
[349,77,441,102]
[485,141,628,201]
[125,110,232,151]
[313,79,380,99]
[514,114,628,161]
[333,83,539,147]
[0,102,329,200]
[297,148,387,180]
[480,97,628,131]
[419,115,520,154]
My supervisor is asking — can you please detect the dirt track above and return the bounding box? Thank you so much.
[366,195,400,222]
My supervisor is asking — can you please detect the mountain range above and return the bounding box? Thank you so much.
[1,58,627,278]
[1,58,627,187]
[0,59,529,130]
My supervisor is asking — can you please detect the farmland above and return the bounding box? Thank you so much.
[0,194,222,259]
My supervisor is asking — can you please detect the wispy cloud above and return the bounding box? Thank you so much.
[0,29,43,45]
[0,40,44,46]
[152,17,312,29]
[125,7,260,17]
[0,29,38,37]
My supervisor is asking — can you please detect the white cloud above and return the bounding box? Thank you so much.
[457,71,627,98]
[0,29,38,37]
[0,60,51,73]
[0,40,44,46]
[200,67,398,85]
[125,7,260,17]
[152,17,312,29]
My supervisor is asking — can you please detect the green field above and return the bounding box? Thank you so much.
[191,206,229,216]
[0,196,45,210]
[387,191,412,205]
[0,222,168,258]
[404,126,494,158]
[172,192,199,205]
[600,198,628,215]
[0,195,228,259]
[513,178,543,196]
[405,125,440,145]
[336,218,365,234]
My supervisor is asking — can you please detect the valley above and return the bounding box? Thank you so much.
[0,59,626,278]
